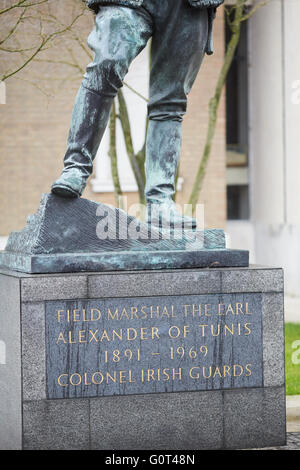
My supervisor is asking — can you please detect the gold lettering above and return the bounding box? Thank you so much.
[233,365,243,377]
[150,306,160,318]
[172,368,182,380]
[203,366,212,379]
[91,308,101,321]
[226,304,235,315]
[218,304,225,315]
[57,310,64,322]
[106,372,116,383]
[70,373,82,386]
[68,331,76,344]
[183,325,190,338]
[82,309,87,322]
[89,329,99,342]
[224,324,234,336]
[120,308,129,320]
[78,330,87,343]
[56,332,67,344]
[151,327,160,339]
[112,329,122,341]
[57,374,68,386]
[147,369,155,382]
[198,324,208,336]
[92,372,103,385]
[189,367,200,379]
[204,304,211,316]
[108,308,118,320]
[183,305,191,317]
[84,373,91,386]
[130,307,139,319]
[119,370,126,383]
[140,327,148,340]
[127,328,137,341]
[99,330,110,342]
[73,309,80,322]
[245,303,252,315]
[211,324,220,336]
[192,304,201,316]
[140,306,148,319]
[236,303,243,314]
[213,366,222,378]
[161,306,170,318]
[169,326,180,338]
[128,370,135,383]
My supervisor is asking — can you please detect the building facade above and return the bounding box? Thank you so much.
[0,0,299,306]
[227,0,300,312]
[0,0,226,236]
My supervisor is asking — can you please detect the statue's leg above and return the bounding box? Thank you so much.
[145,1,208,228]
[51,6,152,198]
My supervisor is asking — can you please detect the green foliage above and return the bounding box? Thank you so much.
[285,323,300,395]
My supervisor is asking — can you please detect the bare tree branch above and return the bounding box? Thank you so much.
[0,0,48,16]
[0,8,25,45]
[117,89,146,203]
[241,0,270,21]
[123,81,149,103]
[109,100,123,204]
[1,8,85,81]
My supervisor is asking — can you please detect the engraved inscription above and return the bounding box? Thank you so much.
[45,293,263,398]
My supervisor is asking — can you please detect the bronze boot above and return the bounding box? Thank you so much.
[51,85,113,198]
[145,120,197,230]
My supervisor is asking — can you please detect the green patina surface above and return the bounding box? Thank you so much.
[51,1,215,227]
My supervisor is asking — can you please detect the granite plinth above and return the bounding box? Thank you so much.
[0,193,249,273]
[0,265,286,450]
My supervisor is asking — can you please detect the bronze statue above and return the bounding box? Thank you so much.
[51,0,224,228]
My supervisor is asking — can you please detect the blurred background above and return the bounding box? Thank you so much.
[0,0,300,323]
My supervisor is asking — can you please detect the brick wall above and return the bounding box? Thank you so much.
[0,2,226,235]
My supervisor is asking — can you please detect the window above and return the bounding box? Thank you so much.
[225,11,250,220]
